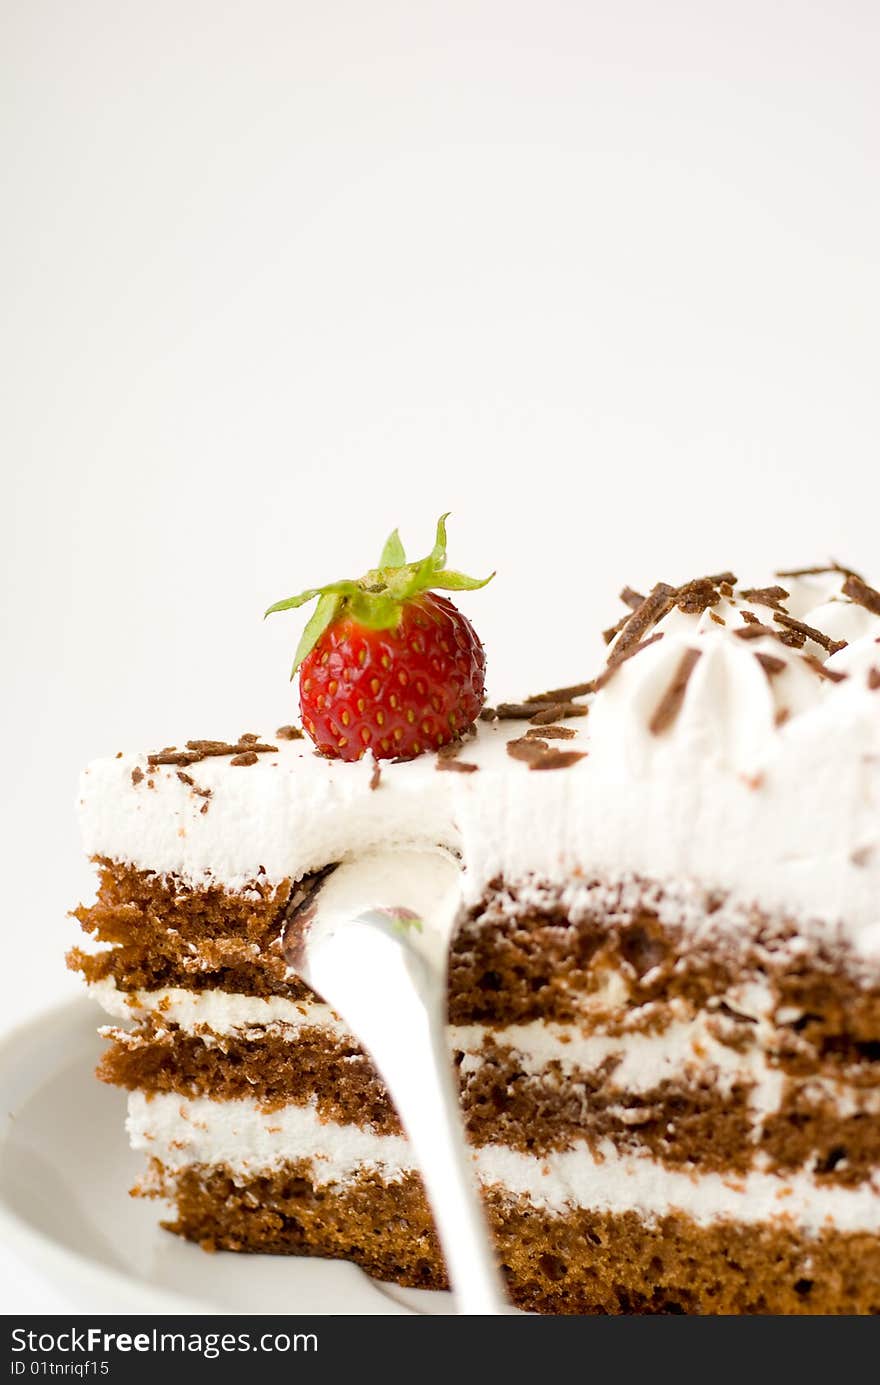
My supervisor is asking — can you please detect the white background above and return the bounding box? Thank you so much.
[2,0,879,1311]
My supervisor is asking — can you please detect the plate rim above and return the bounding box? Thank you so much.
[0,997,424,1315]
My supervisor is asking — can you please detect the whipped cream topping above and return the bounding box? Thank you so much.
[77,567,880,953]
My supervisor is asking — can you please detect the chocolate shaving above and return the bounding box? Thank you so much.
[620,586,645,611]
[773,612,847,655]
[528,749,588,771]
[801,654,848,683]
[740,585,790,611]
[719,581,734,597]
[178,771,212,798]
[733,622,776,642]
[187,738,278,756]
[610,583,677,661]
[525,681,594,703]
[478,706,498,722]
[739,610,761,625]
[603,596,647,642]
[593,632,664,690]
[131,766,144,786]
[603,613,631,645]
[276,725,304,741]
[149,736,278,767]
[869,668,880,692]
[777,562,862,580]
[525,725,576,740]
[146,750,202,767]
[230,750,259,766]
[506,737,549,763]
[842,573,880,617]
[529,702,589,725]
[648,648,702,735]
[675,577,726,615]
[369,758,382,790]
[755,652,787,678]
[506,736,586,771]
[495,702,549,720]
[436,757,479,773]
[709,610,725,626]
[239,733,260,744]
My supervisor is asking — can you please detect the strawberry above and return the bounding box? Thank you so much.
[265,515,493,762]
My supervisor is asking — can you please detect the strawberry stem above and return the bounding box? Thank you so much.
[265,514,494,676]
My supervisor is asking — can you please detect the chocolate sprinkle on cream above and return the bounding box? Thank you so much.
[230,751,259,766]
[709,610,726,626]
[506,737,549,764]
[275,725,304,741]
[675,577,727,615]
[506,736,587,771]
[602,613,631,645]
[777,562,862,580]
[610,583,677,661]
[740,586,790,611]
[773,612,847,655]
[620,586,646,611]
[529,749,588,772]
[842,573,880,617]
[525,681,594,704]
[495,702,549,720]
[436,757,479,773]
[148,737,278,768]
[733,622,783,643]
[648,648,702,735]
[131,767,144,786]
[526,725,577,740]
[755,652,787,678]
[801,654,848,683]
[146,750,202,767]
[593,632,665,691]
[529,702,589,725]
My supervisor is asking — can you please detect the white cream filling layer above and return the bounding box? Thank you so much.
[127,1092,880,1234]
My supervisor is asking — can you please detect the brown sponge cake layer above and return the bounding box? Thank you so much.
[449,878,880,1052]
[69,857,307,1000]
[143,1157,880,1314]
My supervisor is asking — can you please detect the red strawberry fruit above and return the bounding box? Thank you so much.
[266,516,493,761]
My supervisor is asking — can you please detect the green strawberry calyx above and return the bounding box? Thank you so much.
[265,514,494,677]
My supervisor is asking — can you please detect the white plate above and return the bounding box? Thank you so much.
[0,998,455,1314]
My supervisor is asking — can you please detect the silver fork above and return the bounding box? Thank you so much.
[284,850,509,1315]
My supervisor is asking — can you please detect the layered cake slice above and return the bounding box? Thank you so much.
[69,539,880,1314]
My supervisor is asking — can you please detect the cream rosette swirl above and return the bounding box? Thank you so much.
[590,596,825,777]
